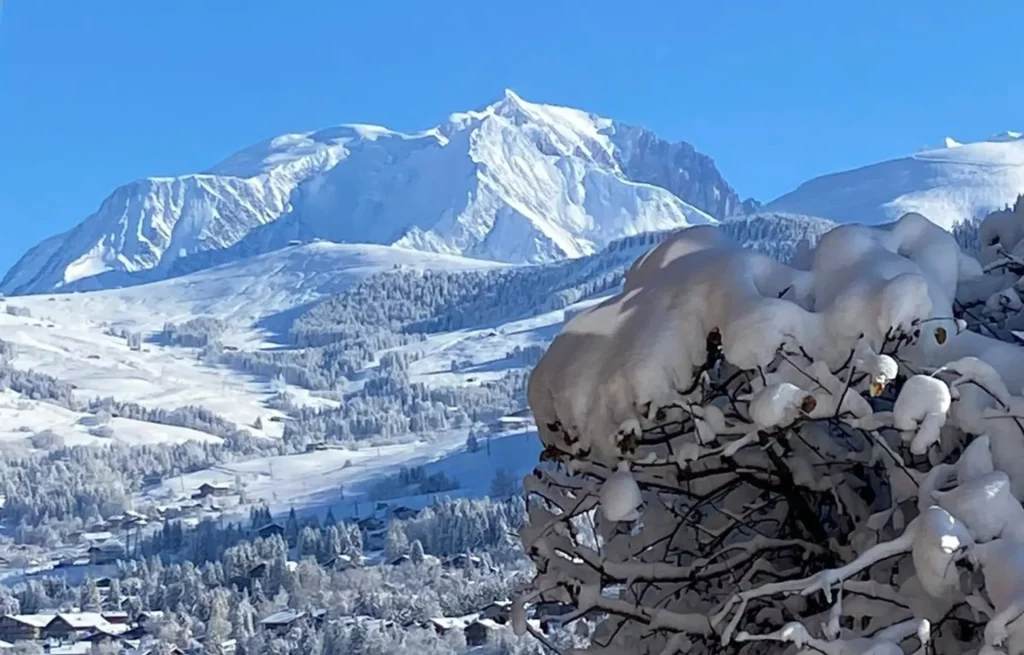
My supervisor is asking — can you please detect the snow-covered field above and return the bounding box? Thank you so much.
[0,239,557,525]
[0,243,511,445]
[143,427,540,524]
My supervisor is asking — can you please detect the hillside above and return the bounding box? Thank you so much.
[0,214,830,524]
[2,91,744,295]
[768,131,1024,228]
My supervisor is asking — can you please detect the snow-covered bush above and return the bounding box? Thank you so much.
[517,207,1024,655]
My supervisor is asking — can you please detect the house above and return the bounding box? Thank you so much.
[259,610,308,636]
[77,530,115,546]
[0,614,55,642]
[247,562,268,579]
[102,611,129,624]
[45,612,121,640]
[322,554,359,571]
[47,644,93,655]
[530,601,576,632]
[304,442,329,452]
[426,614,477,636]
[125,641,184,655]
[390,506,418,520]
[256,523,285,539]
[88,540,126,565]
[464,619,503,647]
[357,517,385,531]
[443,553,485,570]
[193,482,231,499]
[478,600,512,624]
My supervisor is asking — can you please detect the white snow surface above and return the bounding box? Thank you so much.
[0,242,506,449]
[768,132,1024,229]
[4,90,720,295]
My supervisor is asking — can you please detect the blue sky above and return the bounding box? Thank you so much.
[1,1,1021,273]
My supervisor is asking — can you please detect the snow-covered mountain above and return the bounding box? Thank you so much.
[3,90,744,295]
[768,131,1024,228]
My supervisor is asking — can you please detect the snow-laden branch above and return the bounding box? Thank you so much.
[520,204,1024,654]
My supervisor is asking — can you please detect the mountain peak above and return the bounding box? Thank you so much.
[3,94,741,295]
[990,130,1023,143]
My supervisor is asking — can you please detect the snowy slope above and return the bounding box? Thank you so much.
[0,243,502,446]
[37,241,507,334]
[3,91,733,294]
[768,132,1024,229]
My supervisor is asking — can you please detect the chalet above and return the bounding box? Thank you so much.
[88,540,126,564]
[102,611,129,624]
[465,619,502,647]
[77,530,115,546]
[48,644,93,655]
[193,482,231,499]
[133,610,166,630]
[55,556,92,569]
[390,505,418,520]
[478,600,512,624]
[443,553,485,570]
[45,612,122,640]
[256,522,285,539]
[531,601,576,632]
[304,442,329,452]
[387,554,411,566]
[322,553,358,570]
[125,642,184,655]
[259,609,308,636]
[247,562,268,579]
[426,614,477,636]
[356,516,385,532]
[0,614,55,642]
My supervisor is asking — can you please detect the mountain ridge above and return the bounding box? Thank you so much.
[3,91,742,295]
[768,131,1024,228]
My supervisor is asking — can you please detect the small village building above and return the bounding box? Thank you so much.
[465,618,503,647]
[0,614,55,642]
[193,482,231,499]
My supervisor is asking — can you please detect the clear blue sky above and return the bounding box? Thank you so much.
[1,1,1021,273]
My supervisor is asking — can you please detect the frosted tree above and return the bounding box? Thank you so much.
[79,576,103,612]
[516,210,1024,654]
[385,521,410,561]
[409,539,426,565]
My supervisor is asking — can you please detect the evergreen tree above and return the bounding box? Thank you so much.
[206,589,232,643]
[79,576,102,612]
[106,578,124,610]
[285,507,299,545]
[409,539,425,565]
[230,592,257,641]
[384,522,409,561]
